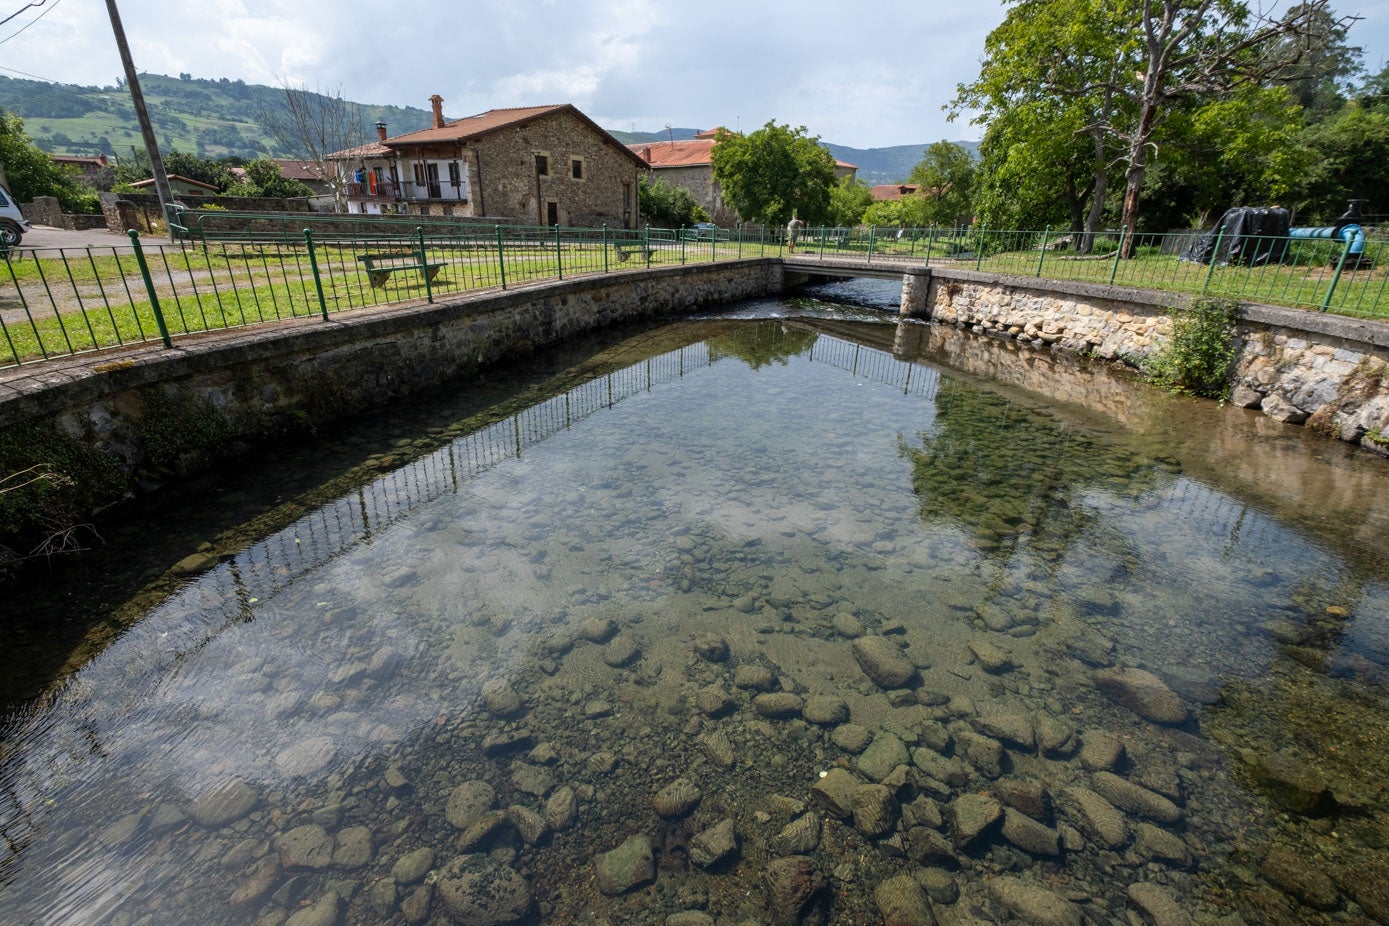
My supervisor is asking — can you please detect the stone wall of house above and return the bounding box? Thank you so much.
[475,110,642,229]
[917,268,1389,454]
[650,165,739,227]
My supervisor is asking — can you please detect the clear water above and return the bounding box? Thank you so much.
[3,282,1389,925]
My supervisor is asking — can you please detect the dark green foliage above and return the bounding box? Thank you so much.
[638,175,708,228]
[709,122,837,226]
[0,110,99,212]
[1144,298,1241,399]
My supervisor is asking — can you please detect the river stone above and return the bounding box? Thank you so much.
[97,812,143,848]
[754,692,805,719]
[692,632,730,662]
[1263,393,1309,424]
[903,796,944,829]
[974,706,1035,750]
[230,859,280,908]
[989,876,1082,926]
[695,684,734,716]
[763,856,828,926]
[853,637,919,689]
[689,818,738,868]
[189,779,261,827]
[278,825,334,870]
[1230,385,1264,408]
[733,664,777,691]
[1059,786,1128,849]
[392,847,436,885]
[699,729,735,768]
[906,827,958,867]
[1244,750,1331,814]
[956,730,1005,779]
[833,613,865,638]
[602,635,641,667]
[667,914,714,926]
[544,786,577,830]
[285,892,341,926]
[996,778,1051,822]
[968,638,1014,673]
[653,778,702,819]
[832,723,873,753]
[437,858,533,924]
[774,813,822,855]
[577,617,617,643]
[332,825,373,868]
[1127,882,1193,926]
[948,793,1002,849]
[855,732,910,782]
[1079,731,1126,772]
[456,810,510,852]
[1001,808,1060,857]
[811,767,861,819]
[1036,716,1078,757]
[596,835,656,895]
[401,883,434,925]
[1093,668,1189,725]
[1262,844,1339,910]
[1333,860,1389,922]
[916,868,958,905]
[511,762,554,797]
[803,695,850,726]
[1092,771,1182,824]
[506,804,550,845]
[275,735,336,776]
[1134,822,1191,868]
[852,784,900,838]
[875,873,938,926]
[445,780,497,830]
[481,679,524,718]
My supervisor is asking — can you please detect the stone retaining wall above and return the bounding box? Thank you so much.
[0,261,783,513]
[916,268,1389,455]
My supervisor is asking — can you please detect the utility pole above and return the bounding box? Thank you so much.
[105,0,174,239]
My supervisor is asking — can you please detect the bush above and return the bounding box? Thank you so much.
[1143,297,1241,399]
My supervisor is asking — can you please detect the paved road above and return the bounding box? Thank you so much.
[12,224,161,253]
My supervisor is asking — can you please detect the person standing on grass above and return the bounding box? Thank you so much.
[787,213,804,254]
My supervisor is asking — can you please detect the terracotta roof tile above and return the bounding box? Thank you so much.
[871,184,921,201]
[385,104,568,145]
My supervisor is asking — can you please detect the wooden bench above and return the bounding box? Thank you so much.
[614,241,652,263]
[358,252,446,288]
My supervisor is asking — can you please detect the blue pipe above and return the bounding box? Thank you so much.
[1289,223,1365,256]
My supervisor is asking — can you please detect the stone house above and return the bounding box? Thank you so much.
[328,97,646,228]
[630,128,857,226]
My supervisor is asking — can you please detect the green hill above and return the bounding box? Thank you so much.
[1,73,976,184]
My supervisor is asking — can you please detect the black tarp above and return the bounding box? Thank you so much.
[1181,206,1291,266]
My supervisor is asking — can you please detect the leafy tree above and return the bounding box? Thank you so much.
[957,0,1358,248]
[1267,2,1363,116]
[638,175,708,227]
[907,142,976,226]
[709,122,837,226]
[1296,100,1389,219]
[224,159,313,199]
[0,110,96,212]
[828,175,873,226]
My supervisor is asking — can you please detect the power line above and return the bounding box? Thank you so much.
[0,0,46,29]
[0,0,62,46]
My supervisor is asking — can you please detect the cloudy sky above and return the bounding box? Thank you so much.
[4,0,1389,149]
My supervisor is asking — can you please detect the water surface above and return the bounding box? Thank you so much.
[3,284,1389,925]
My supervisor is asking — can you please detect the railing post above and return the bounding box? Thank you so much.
[554,223,563,280]
[416,227,434,303]
[975,225,986,271]
[680,225,687,264]
[737,224,742,260]
[495,225,508,290]
[1108,227,1126,285]
[645,224,652,268]
[602,224,609,274]
[1201,228,1225,295]
[925,226,935,268]
[760,224,765,258]
[304,229,330,320]
[1321,234,1355,312]
[129,230,173,348]
[1036,225,1050,276]
[868,225,876,261]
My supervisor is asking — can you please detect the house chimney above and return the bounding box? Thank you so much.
[641,146,651,162]
[429,95,444,129]
[376,121,388,142]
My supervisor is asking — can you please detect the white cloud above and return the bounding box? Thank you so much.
[4,0,1389,148]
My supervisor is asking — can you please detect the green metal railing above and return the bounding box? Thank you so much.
[1,215,1384,371]
[788,224,1388,316]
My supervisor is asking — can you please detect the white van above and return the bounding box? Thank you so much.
[0,180,31,247]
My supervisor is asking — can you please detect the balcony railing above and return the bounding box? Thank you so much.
[345,180,401,201]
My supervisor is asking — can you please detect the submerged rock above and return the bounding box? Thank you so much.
[653,778,702,819]
[875,873,938,926]
[188,779,261,828]
[1262,844,1339,910]
[989,876,1082,926]
[948,793,1002,849]
[1127,882,1193,926]
[763,856,828,926]
[481,678,524,718]
[1093,668,1188,725]
[437,858,533,923]
[774,813,822,855]
[689,818,738,868]
[595,835,656,896]
[852,637,919,689]
[445,780,497,830]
